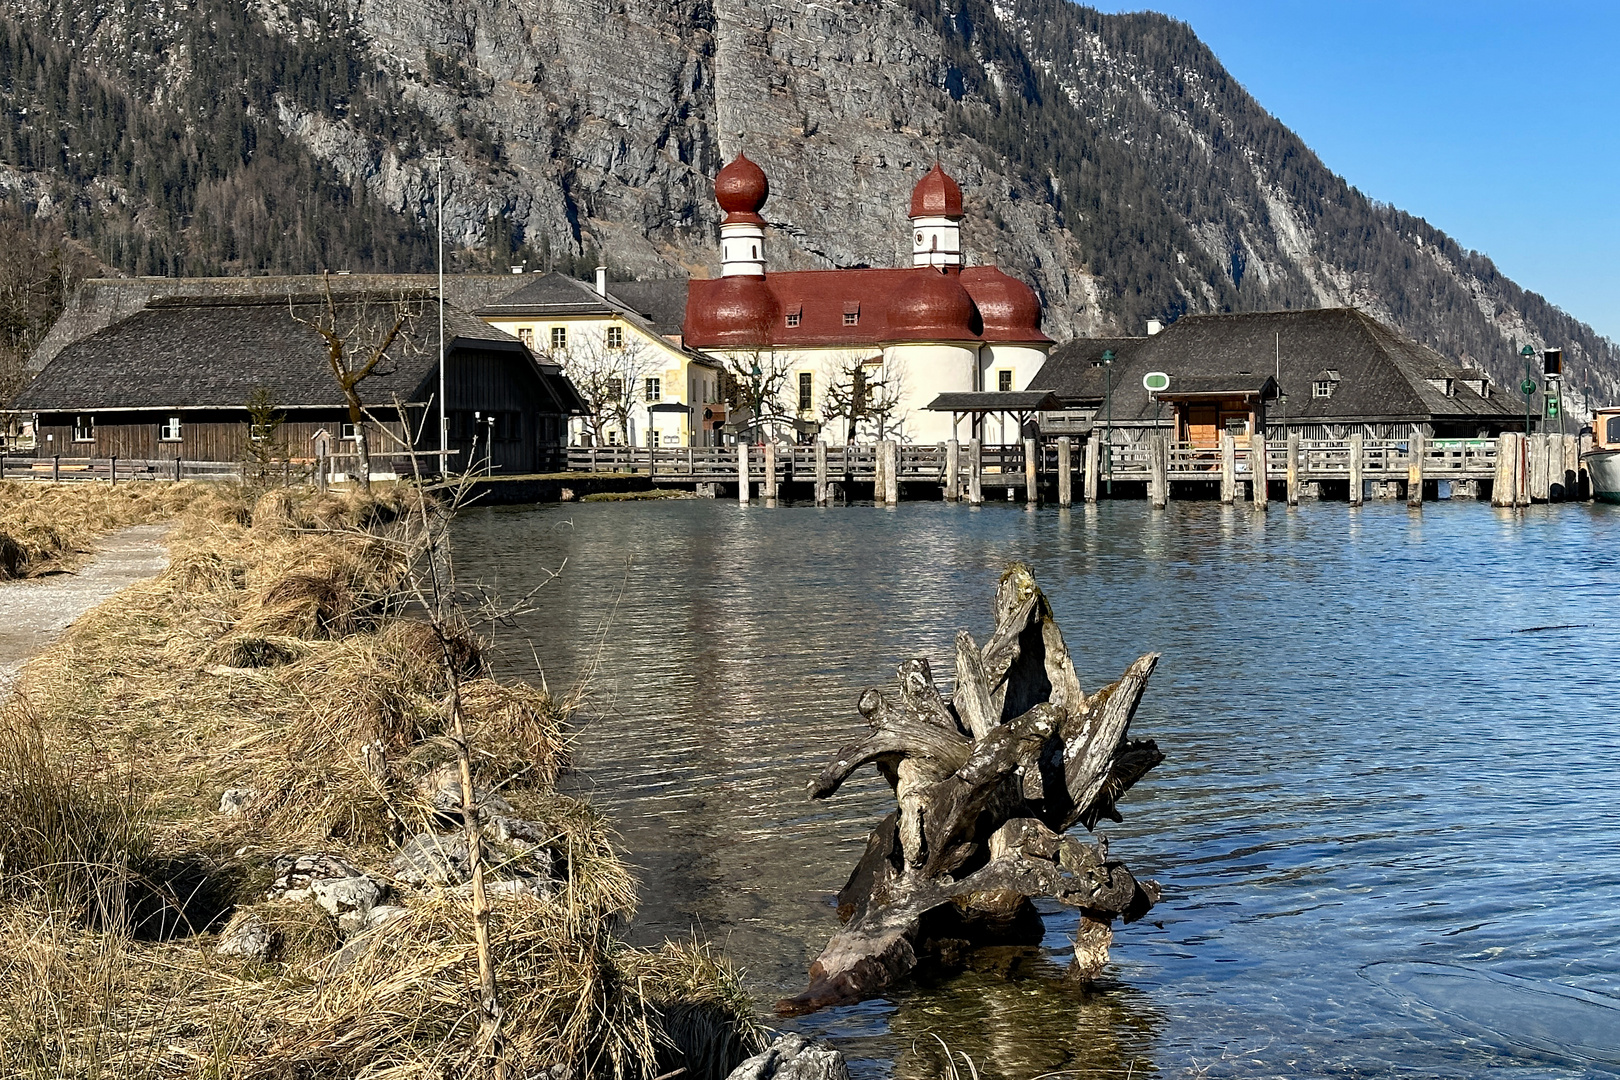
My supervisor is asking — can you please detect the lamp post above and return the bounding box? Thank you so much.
[1520,344,1536,436]
[430,153,448,475]
[1102,348,1115,496]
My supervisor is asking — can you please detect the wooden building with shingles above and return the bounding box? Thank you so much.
[17,292,583,476]
[1029,308,1520,445]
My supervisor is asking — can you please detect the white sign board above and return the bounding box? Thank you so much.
[1142,371,1170,393]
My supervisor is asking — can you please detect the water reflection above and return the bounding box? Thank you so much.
[454,498,1620,1079]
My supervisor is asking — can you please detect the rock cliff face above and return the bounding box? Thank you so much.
[7,0,1617,396]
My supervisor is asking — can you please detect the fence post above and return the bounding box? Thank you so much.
[1407,431,1425,507]
[1250,432,1268,508]
[968,438,983,506]
[316,447,329,492]
[1149,435,1168,509]
[1083,436,1098,503]
[764,441,778,500]
[1349,433,1364,506]
[53,454,59,484]
[110,455,118,486]
[1219,434,1235,504]
[945,438,960,501]
[1286,432,1300,506]
[815,440,829,505]
[1057,437,1072,507]
[1022,437,1038,506]
[175,456,182,483]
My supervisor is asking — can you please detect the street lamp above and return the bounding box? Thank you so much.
[1519,344,1536,436]
[1102,348,1115,496]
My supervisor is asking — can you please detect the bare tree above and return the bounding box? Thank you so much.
[289,272,422,490]
[0,218,94,446]
[552,335,655,446]
[717,342,796,444]
[819,350,906,443]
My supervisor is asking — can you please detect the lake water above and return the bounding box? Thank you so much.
[453,497,1620,1079]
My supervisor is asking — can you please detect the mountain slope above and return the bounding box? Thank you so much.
[5,0,1615,400]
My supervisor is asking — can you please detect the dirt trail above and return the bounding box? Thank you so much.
[0,523,171,687]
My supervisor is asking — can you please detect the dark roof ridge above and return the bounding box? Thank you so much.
[149,292,437,309]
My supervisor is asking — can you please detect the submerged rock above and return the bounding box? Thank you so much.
[725,1034,849,1080]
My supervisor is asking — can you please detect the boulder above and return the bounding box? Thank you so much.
[725,1034,849,1080]
[215,911,275,961]
[267,852,386,933]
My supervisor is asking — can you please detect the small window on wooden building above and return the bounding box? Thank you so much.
[550,326,568,351]
[73,415,94,442]
[998,370,1013,392]
[160,416,182,442]
[341,423,359,441]
[798,372,813,412]
[606,325,624,349]
[1313,380,1335,399]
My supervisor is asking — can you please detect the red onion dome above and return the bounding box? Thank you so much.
[886,268,981,341]
[682,275,781,347]
[961,266,1050,343]
[715,154,769,224]
[909,163,963,219]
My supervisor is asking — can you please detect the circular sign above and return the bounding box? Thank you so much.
[1520,378,1537,397]
[1143,371,1170,392]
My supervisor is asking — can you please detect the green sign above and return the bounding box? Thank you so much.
[1546,396,1560,418]
[1142,371,1170,392]
[1520,378,1537,397]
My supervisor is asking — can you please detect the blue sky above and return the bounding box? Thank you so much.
[1086,1,1619,343]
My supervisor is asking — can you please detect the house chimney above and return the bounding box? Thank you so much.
[1146,319,1163,336]
[595,266,608,297]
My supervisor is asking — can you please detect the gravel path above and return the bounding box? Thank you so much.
[0,523,171,688]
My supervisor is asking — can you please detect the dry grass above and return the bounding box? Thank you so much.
[0,480,216,579]
[0,482,762,1079]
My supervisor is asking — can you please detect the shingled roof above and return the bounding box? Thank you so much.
[1033,308,1519,427]
[18,293,531,412]
[478,273,707,357]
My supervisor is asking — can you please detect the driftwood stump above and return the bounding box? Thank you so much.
[779,564,1163,1015]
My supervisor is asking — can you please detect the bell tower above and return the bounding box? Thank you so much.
[909,163,964,269]
[715,154,769,277]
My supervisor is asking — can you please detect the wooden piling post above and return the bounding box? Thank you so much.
[1286,432,1300,505]
[945,438,961,501]
[1517,431,1531,507]
[1349,433,1364,506]
[815,439,829,505]
[764,441,778,500]
[1023,437,1038,505]
[968,438,983,506]
[1407,431,1425,508]
[1250,432,1268,508]
[1083,436,1099,503]
[1149,434,1168,509]
[1057,437,1072,507]
[1564,432,1580,499]
[1219,433,1235,504]
[1491,433,1512,506]
[1528,433,1549,503]
[737,443,750,504]
[883,440,900,506]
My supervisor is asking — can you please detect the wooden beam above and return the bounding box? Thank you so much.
[1349,433,1364,506]
[1057,436,1072,507]
[1023,437,1038,505]
[945,438,961,501]
[764,441,778,501]
[883,440,900,506]
[1149,434,1167,509]
[1219,432,1235,505]
[815,439,829,505]
[1250,432,1268,508]
[737,442,750,504]
[968,438,983,506]
[1407,431,1424,508]
[1286,431,1300,506]
[1083,436,1099,503]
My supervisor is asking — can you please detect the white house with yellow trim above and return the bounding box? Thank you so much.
[477,270,724,447]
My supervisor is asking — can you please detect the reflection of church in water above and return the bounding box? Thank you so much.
[682,154,1052,444]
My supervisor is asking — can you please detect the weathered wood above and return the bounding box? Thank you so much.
[763,441,778,500]
[1516,431,1531,507]
[1528,433,1550,502]
[968,438,983,506]
[783,565,1163,1015]
[1250,432,1267,508]
[1149,435,1168,509]
[1349,433,1364,506]
[737,443,750,504]
[1023,437,1038,505]
[815,439,829,505]
[945,438,961,501]
[1219,433,1235,504]
[1563,433,1580,501]
[1057,437,1072,507]
[885,441,900,505]
[1407,431,1425,508]
[1286,432,1301,505]
[1083,436,1099,503]
[1492,432,1515,506]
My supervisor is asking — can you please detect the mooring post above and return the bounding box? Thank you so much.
[737,442,750,504]
[1083,436,1099,503]
[1249,433,1268,508]
[1517,431,1531,507]
[1286,432,1300,505]
[1219,433,1235,504]
[1407,431,1425,507]
[1057,437,1072,507]
[1491,433,1512,506]
[815,439,829,505]
[764,441,778,501]
[1149,434,1168,509]
[1349,433,1365,506]
[883,440,900,506]
[1023,437,1038,506]
[968,438,983,506]
[1528,433,1549,503]
[945,438,961,501]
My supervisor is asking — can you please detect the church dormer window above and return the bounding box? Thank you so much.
[785,304,802,328]
[843,302,860,326]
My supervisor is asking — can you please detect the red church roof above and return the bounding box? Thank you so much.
[715,154,769,226]
[684,266,1049,349]
[909,163,964,219]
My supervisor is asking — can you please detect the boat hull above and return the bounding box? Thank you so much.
[1587,449,1620,504]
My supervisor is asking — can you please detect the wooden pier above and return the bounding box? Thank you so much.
[567,432,1592,506]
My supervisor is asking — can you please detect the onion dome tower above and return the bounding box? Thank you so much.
[716,153,769,277]
[909,163,964,269]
